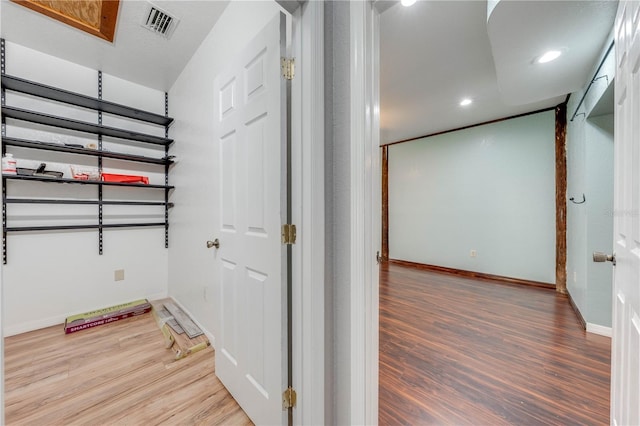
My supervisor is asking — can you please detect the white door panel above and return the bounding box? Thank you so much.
[613,2,640,425]
[213,13,287,426]
[221,131,238,232]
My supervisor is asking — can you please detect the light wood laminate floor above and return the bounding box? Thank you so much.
[4,313,252,425]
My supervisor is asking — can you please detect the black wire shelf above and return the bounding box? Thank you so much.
[1,74,173,126]
[2,137,172,165]
[2,106,173,146]
[3,174,175,189]
[5,222,166,232]
[4,198,174,207]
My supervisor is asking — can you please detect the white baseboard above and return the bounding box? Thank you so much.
[167,297,216,349]
[587,323,612,337]
[4,315,65,337]
[3,290,169,337]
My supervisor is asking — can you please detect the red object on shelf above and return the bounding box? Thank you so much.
[101,173,149,184]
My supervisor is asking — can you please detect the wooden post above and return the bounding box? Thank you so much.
[381,145,389,262]
[555,102,568,294]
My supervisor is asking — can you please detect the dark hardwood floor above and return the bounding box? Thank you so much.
[379,262,611,425]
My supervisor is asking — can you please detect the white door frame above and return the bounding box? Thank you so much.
[290,1,381,423]
[289,1,326,425]
[350,1,381,424]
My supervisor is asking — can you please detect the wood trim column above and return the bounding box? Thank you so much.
[381,145,389,261]
[555,102,568,294]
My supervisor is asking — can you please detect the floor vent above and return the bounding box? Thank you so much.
[141,3,179,39]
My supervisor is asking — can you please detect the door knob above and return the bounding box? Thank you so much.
[207,238,220,249]
[593,251,616,266]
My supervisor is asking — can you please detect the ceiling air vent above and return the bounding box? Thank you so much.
[141,3,180,39]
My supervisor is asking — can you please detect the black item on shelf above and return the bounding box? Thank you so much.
[34,171,64,178]
[16,167,35,176]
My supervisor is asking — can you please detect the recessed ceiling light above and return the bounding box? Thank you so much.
[460,98,473,106]
[401,0,417,7]
[537,50,562,64]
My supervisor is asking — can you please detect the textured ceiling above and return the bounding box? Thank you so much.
[487,0,617,106]
[380,0,617,144]
[1,0,617,133]
[1,0,229,91]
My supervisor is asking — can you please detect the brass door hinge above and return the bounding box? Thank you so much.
[282,386,297,410]
[281,57,295,80]
[282,224,297,245]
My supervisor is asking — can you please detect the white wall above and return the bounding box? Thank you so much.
[323,2,335,423]
[585,114,613,327]
[566,111,588,308]
[2,42,169,335]
[167,1,282,343]
[388,111,556,284]
[566,35,614,330]
[324,2,351,424]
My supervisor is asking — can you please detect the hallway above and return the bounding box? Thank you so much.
[379,262,611,425]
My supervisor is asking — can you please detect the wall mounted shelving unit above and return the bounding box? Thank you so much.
[1,38,175,264]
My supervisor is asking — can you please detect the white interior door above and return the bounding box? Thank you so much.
[213,13,287,426]
[612,1,640,425]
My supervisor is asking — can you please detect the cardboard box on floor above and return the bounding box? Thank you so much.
[64,299,152,334]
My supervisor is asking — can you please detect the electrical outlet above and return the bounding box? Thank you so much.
[573,271,577,283]
[114,269,125,281]
[470,250,477,258]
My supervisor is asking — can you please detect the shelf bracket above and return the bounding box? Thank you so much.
[3,178,7,265]
[164,92,169,249]
[98,71,103,255]
[1,38,5,76]
[1,39,5,108]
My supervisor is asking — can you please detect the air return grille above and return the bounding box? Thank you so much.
[141,3,179,39]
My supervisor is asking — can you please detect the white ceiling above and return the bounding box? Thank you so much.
[380,0,617,144]
[0,0,617,137]
[0,0,230,91]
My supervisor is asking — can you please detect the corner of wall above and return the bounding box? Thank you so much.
[565,30,615,329]
[586,323,612,337]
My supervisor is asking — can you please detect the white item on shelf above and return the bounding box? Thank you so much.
[2,153,17,175]
[70,165,100,181]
